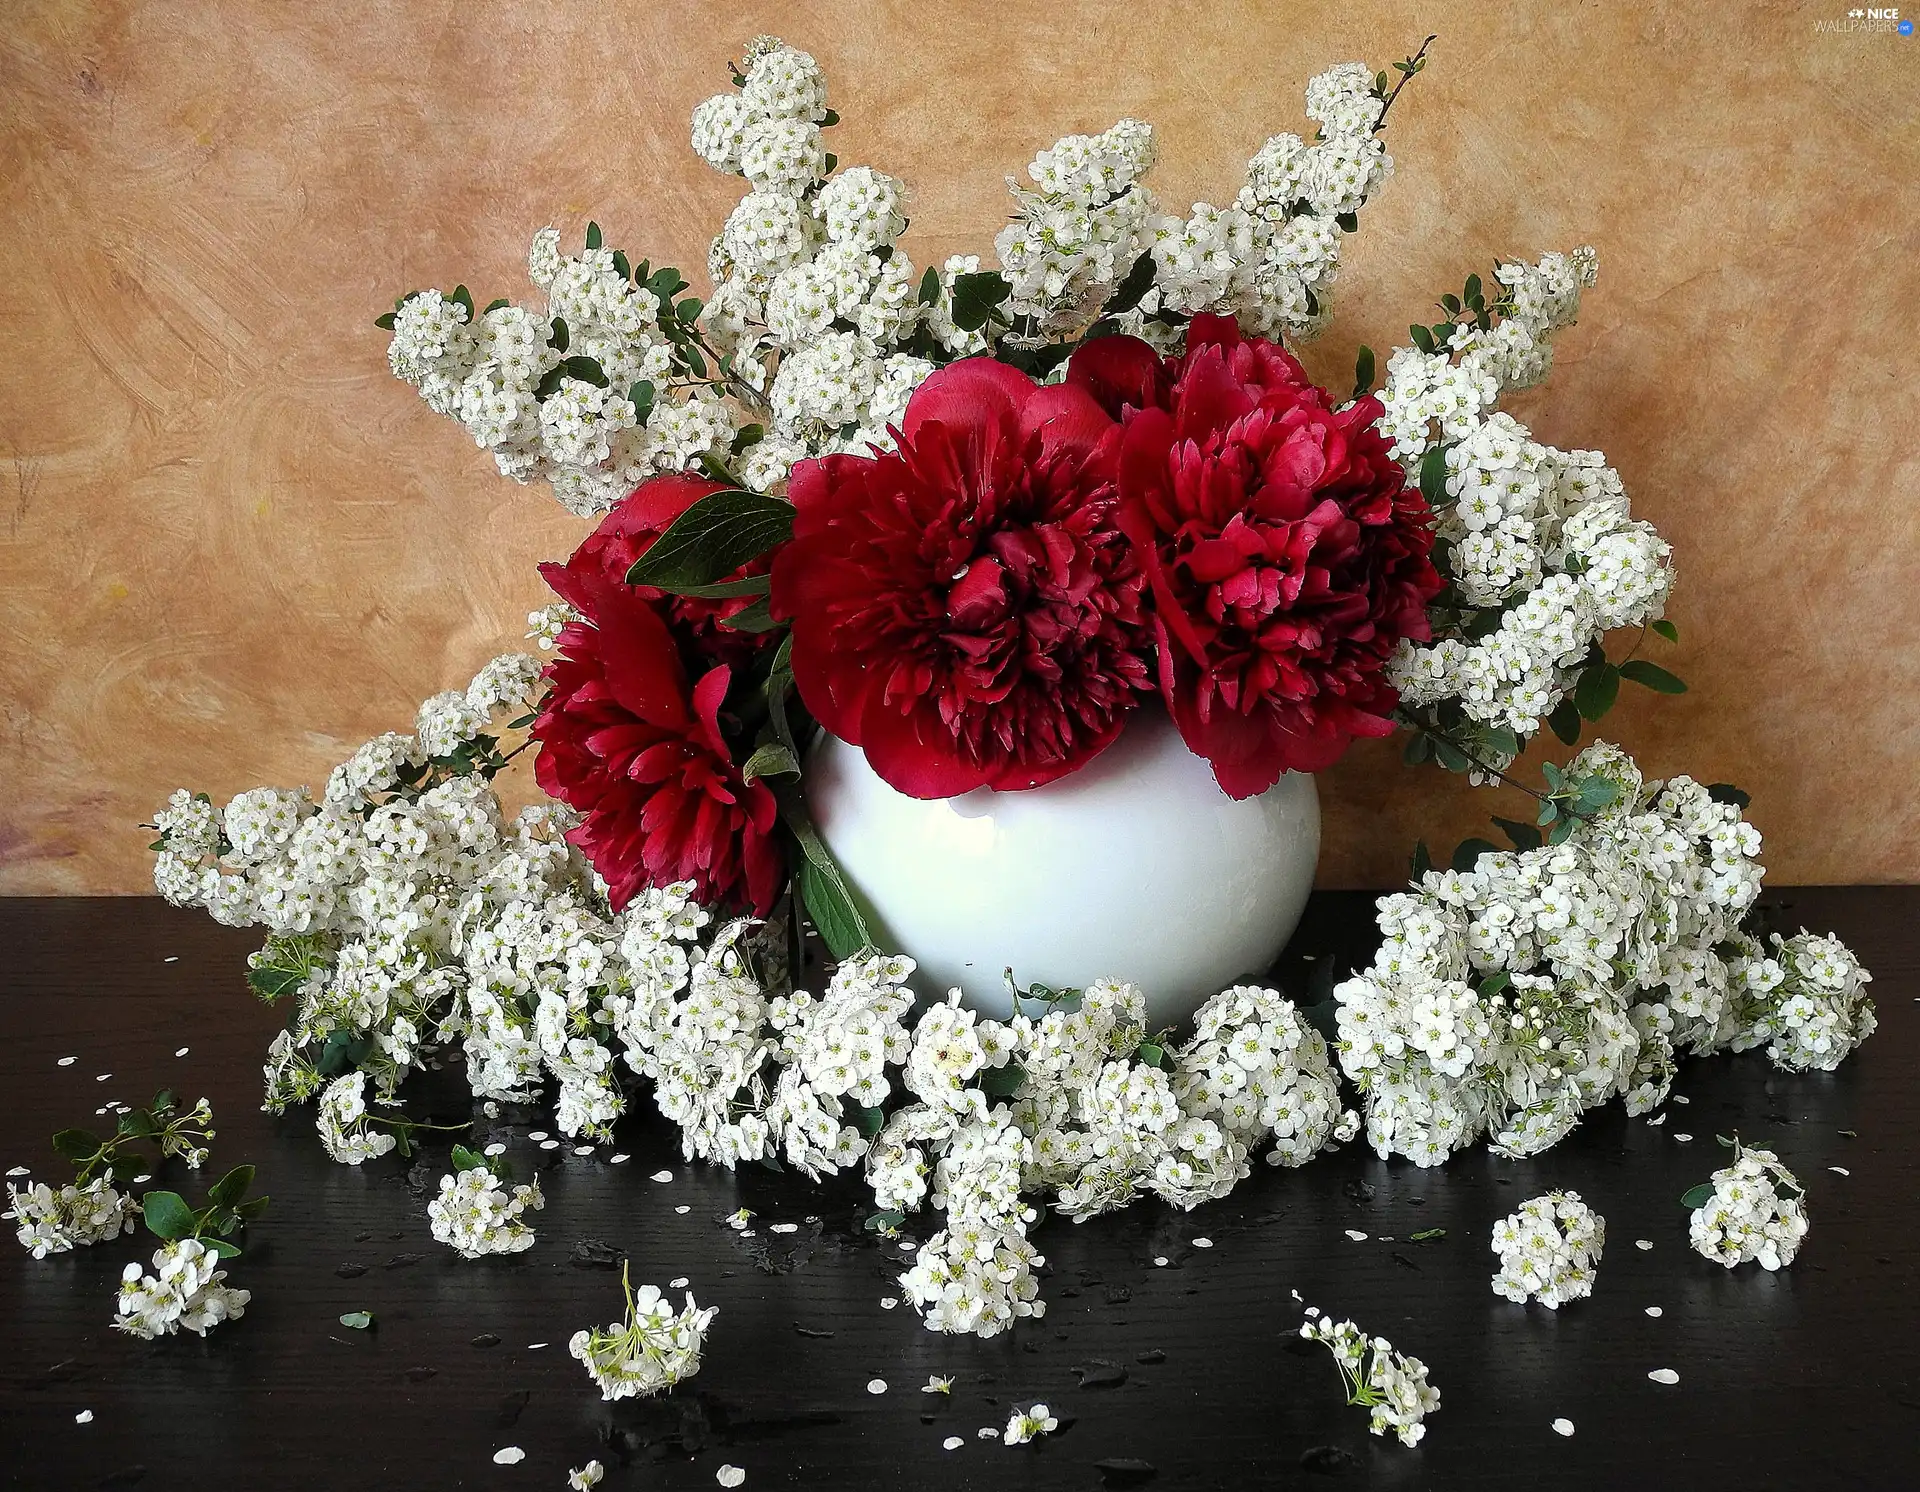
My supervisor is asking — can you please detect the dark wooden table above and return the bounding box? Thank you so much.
[2,889,1915,1491]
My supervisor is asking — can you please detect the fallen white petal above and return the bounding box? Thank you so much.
[75,1410,93,1425]
[867,1378,888,1394]
[5,1166,26,1177]
[716,1466,746,1488]
[95,1074,110,1082]
[528,1342,548,1349]
[174,1047,189,1057]
[1648,1368,1680,1385]
[163,956,179,963]
[651,1170,674,1183]
[528,1131,548,1141]
[493,1446,526,1465]
[942,1437,964,1451]
[539,1140,559,1150]
[609,1154,630,1165]
[574,1146,595,1156]
[770,1222,798,1234]
[1830,1166,1850,1176]
[880,1298,898,1310]
[671,1276,690,1288]
[1645,1306,1663,1317]
[57,1057,75,1068]
[1153,1255,1169,1267]
[1673,1133,1693,1143]
[675,1205,691,1215]
[1192,1236,1214,1249]
[1672,1094,1690,1104]
[1647,1113,1667,1127]
[977,1427,1000,1440]
[1344,1230,1369,1242]
[1552,1417,1574,1437]
[1635,1240,1654,1251]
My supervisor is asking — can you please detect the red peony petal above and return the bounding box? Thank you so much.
[1065,334,1171,420]
[899,356,1035,445]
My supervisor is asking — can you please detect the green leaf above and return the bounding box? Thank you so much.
[1409,840,1432,880]
[683,343,709,379]
[765,633,797,757]
[559,354,608,388]
[917,266,941,306]
[204,1238,243,1260]
[977,1061,1027,1098]
[1574,661,1620,721]
[207,1165,254,1210]
[142,1190,197,1242]
[852,1104,884,1139]
[1706,782,1751,810]
[822,151,838,175]
[786,805,874,960]
[624,489,795,590]
[730,422,765,455]
[628,379,656,424]
[741,742,800,783]
[1418,444,1450,505]
[1335,211,1359,233]
[1572,776,1620,813]
[610,249,631,281]
[585,221,602,251]
[373,311,397,330]
[949,271,1012,332]
[1620,660,1687,695]
[863,1210,906,1233]
[450,285,473,319]
[117,1109,157,1139]
[247,965,306,1001]
[716,595,778,633]
[1402,730,1433,766]
[1409,323,1436,354]
[1464,273,1483,306]
[1680,1184,1716,1210]
[483,297,509,314]
[1651,618,1679,643]
[1135,1042,1165,1069]
[1547,817,1576,846]
[450,1145,486,1174]
[1492,816,1542,851]
[1537,798,1559,827]
[1441,293,1462,315]
[1452,838,1498,871]
[1431,737,1470,773]
[1106,252,1158,315]
[656,574,772,602]
[339,1310,374,1330]
[1477,971,1511,998]
[52,1128,101,1163]
[1351,345,1375,400]
[1409,1227,1447,1242]
[796,857,866,961]
[820,107,840,127]
[549,316,570,352]
[1547,698,1582,747]
[1481,725,1521,762]
[677,296,703,323]
[235,1196,270,1222]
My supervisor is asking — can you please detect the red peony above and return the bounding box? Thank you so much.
[541,471,772,668]
[770,358,1155,798]
[1069,315,1442,799]
[532,569,781,915]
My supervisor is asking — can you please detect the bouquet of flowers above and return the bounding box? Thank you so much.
[147,35,1871,1341]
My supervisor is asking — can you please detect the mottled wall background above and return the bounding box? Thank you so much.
[2,0,1916,894]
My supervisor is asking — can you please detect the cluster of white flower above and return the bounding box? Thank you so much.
[1377,249,1684,764]
[113,1239,251,1340]
[994,63,1392,345]
[1299,1306,1441,1446]
[1490,1191,1604,1308]
[315,1072,398,1166]
[427,1165,544,1259]
[1725,931,1877,1073]
[1333,742,1872,1165]
[6,1177,136,1258]
[1688,1143,1809,1271]
[570,1266,717,1399]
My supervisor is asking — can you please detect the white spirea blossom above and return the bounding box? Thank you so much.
[113,1239,251,1340]
[570,1266,717,1399]
[1332,742,1865,1166]
[1300,1307,1441,1446]
[316,1072,396,1165]
[428,1166,545,1258]
[1726,931,1877,1072]
[1491,1191,1604,1307]
[1689,1144,1809,1271]
[1004,1403,1059,1445]
[6,1178,136,1258]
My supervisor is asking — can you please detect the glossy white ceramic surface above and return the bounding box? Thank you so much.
[804,707,1320,1026]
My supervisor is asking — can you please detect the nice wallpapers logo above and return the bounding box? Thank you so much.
[1815,6,1915,33]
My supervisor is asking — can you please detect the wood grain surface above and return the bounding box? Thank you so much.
[0,888,1914,1490]
[2,1,1916,893]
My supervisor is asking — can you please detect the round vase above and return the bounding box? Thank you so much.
[803,707,1320,1028]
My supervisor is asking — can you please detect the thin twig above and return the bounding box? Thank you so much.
[1375,35,1437,134]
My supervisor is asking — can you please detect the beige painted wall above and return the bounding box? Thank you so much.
[2,0,1916,894]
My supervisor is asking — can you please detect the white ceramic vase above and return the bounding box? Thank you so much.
[803,706,1319,1028]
